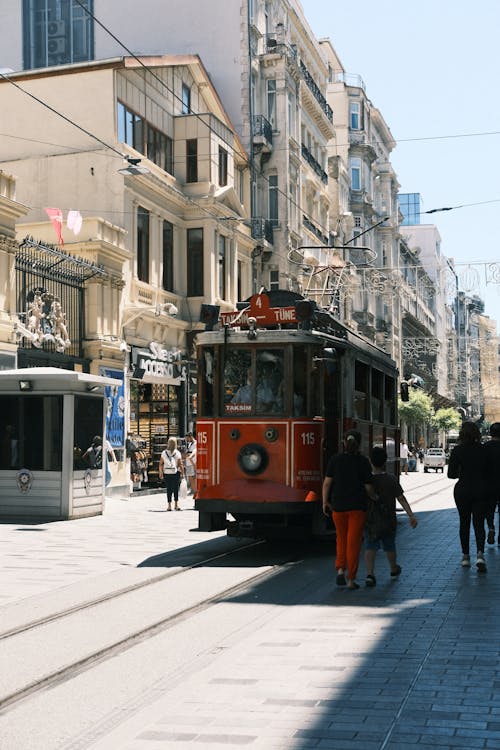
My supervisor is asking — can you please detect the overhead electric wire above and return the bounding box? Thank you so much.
[3,3,500,258]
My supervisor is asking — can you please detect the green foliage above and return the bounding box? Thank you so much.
[398,389,435,426]
[431,408,462,433]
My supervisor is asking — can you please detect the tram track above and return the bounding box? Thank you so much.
[0,538,300,714]
[0,537,264,642]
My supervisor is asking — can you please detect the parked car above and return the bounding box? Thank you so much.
[423,447,446,473]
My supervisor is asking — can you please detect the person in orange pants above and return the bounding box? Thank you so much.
[322,430,376,589]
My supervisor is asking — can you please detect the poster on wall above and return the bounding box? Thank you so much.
[99,367,125,448]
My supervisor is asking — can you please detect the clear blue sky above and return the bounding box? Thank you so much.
[303,0,500,327]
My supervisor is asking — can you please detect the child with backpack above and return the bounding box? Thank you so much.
[364,446,418,587]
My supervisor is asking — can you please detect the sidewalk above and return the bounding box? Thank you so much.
[0,488,224,608]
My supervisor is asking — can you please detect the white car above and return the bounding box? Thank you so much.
[423,448,446,473]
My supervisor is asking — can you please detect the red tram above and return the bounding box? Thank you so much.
[195,290,399,539]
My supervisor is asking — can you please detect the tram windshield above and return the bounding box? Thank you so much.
[224,348,284,416]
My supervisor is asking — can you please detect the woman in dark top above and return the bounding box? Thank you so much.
[322,430,375,590]
[483,422,500,545]
[447,421,489,571]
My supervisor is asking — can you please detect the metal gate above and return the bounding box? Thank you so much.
[15,237,106,368]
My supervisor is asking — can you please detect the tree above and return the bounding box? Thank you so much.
[398,389,435,446]
[432,408,462,435]
[398,389,435,426]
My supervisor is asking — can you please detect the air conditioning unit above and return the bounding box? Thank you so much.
[47,20,65,37]
[48,37,66,55]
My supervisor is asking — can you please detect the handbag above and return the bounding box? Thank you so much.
[365,498,395,541]
[179,478,188,500]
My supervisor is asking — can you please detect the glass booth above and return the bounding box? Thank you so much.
[0,368,116,520]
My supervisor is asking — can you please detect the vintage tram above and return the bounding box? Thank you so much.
[195,290,399,539]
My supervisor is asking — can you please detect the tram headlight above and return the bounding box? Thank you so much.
[237,443,269,475]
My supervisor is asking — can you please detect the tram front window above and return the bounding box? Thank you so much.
[224,349,284,416]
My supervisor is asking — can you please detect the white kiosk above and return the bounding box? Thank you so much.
[0,368,116,521]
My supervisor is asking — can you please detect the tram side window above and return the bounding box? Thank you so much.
[371,369,383,422]
[224,349,252,414]
[292,346,308,416]
[384,376,396,424]
[199,348,215,417]
[354,361,368,419]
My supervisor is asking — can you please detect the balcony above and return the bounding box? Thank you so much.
[301,143,328,184]
[251,218,274,245]
[262,34,298,63]
[299,61,333,123]
[302,215,329,245]
[252,115,273,152]
[333,72,366,92]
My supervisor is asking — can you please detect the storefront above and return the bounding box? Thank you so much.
[127,341,187,487]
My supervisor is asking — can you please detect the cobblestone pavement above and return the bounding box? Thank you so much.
[2,473,500,749]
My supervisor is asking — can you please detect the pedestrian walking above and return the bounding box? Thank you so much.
[364,446,418,587]
[184,431,197,496]
[484,422,500,545]
[447,421,489,571]
[322,429,376,590]
[159,437,185,511]
[399,440,409,475]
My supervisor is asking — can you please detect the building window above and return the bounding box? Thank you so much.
[117,102,144,153]
[268,174,278,226]
[269,269,279,291]
[350,157,361,190]
[137,207,150,283]
[267,79,276,129]
[162,220,174,292]
[349,101,361,130]
[187,228,203,296]
[23,0,94,69]
[186,139,198,182]
[182,83,191,114]
[218,146,228,187]
[147,125,173,175]
[218,235,227,299]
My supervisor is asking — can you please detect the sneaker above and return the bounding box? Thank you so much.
[461,554,471,567]
[487,528,495,545]
[365,574,376,587]
[476,553,487,572]
[336,571,346,586]
[390,564,402,578]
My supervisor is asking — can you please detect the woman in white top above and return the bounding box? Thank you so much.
[159,437,184,510]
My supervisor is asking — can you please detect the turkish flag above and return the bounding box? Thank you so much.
[44,207,64,245]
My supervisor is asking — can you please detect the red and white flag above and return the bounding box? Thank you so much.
[44,207,64,245]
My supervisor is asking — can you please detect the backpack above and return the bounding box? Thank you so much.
[163,450,177,474]
[89,445,102,469]
[365,498,395,541]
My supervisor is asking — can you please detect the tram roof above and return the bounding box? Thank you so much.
[196,325,397,373]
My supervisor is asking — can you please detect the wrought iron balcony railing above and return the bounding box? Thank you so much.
[252,115,273,146]
[301,143,328,184]
[299,61,333,123]
[251,218,274,244]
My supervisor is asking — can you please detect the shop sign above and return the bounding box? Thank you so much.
[131,342,187,385]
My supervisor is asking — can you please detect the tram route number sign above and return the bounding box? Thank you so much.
[220,293,298,327]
